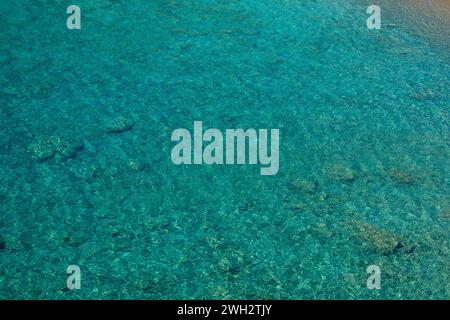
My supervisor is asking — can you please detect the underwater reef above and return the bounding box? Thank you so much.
[0,0,449,299]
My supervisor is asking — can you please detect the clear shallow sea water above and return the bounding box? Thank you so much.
[0,0,449,299]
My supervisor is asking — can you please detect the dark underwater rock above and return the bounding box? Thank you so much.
[28,136,84,162]
[328,164,356,182]
[106,116,135,134]
[218,254,245,276]
[287,202,308,211]
[388,168,416,185]
[287,178,318,194]
[346,220,401,255]
[28,136,56,161]
[0,235,6,250]
[439,208,450,220]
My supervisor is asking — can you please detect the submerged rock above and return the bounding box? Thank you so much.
[439,208,450,220]
[328,164,356,182]
[346,220,401,255]
[28,137,55,161]
[388,168,415,185]
[287,178,318,194]
[0,235,6,250]
[54,139,84,160]
[287,202,307,211]
[311,223,334,239]
[217,252,246,276]
[106,116,135,134]
[28,136,84,162]
[413,89,437,101]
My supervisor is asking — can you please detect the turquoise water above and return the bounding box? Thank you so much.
[0,0,449,299]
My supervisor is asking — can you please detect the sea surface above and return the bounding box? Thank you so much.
[0,0,449,299]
